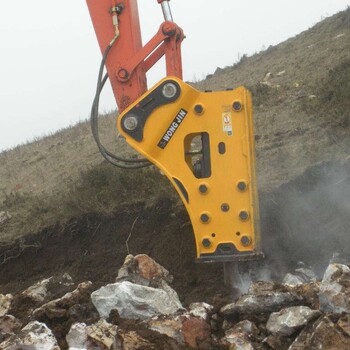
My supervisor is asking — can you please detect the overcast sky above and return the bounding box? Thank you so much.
[0,0,349,151]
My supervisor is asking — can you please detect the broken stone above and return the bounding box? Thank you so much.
[181,316,211,348]
[289,316,350,350]
[276,70,286,76]
[86,319,119,349]
[222,333,255,350]
[263,334,294,350]
[266,306,320,336]
[116,254,173,287]
[229,320,259,337]
[0,294,13,317]
[23,272,74,304]
[337,314,350,337]
[221,282,303,316]
[91,281,182,320]
[118,330,155,349]
[288,282,320,309]
[148,316,184,344]
[319,263,350,313]
[0,321,59,350]
[66,322,88,349]
[22,278,52,303]
[33,281,93,320]
[0,315,22,341]
[189,302,214,321]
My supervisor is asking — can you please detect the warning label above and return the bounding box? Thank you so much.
[222,112,233,136]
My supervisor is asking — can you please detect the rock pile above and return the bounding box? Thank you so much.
[1,255,350,349]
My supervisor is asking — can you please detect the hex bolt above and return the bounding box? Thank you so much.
[200,213,210,223]
[239,210,249,221]
[237,181,248,192]
[162,82,177,99]
[118,69,129,80]
[194,104,204,114]
[202,238,211,248]
[199,184,208,193]
[123,116,138,131]
[233,101,242,111]
[241,235,251,246]
[221,203,230,212]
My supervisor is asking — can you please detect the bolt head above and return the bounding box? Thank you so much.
[233,101,242,111]
[199,184,208,193]
[162,83,177,99]
[123,115,138,131]
[241,235,251,246]
[221,203,230,212]
[239,211,249,221]
[200,213,210,223]
[194,104,204,114]
[202,238,211,248]
[237,181,247,192]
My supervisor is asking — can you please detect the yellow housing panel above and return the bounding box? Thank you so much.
[118,77,262,262]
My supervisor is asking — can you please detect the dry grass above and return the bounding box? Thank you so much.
[1,8,350,246]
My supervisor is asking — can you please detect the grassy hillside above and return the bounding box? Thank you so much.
[0,8,349,248]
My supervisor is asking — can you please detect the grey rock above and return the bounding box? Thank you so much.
[266,306,320,336]
[91,281,182,320]
[229,320,259,337]
[0,321,60,350]
[319,263,350,313]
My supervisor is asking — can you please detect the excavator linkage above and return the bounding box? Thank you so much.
[118,77,262,262]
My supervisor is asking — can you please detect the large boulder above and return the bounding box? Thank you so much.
[91,281,182,320]
[266,306,320,336]
[319,263,350,313]
[0,321,59,350]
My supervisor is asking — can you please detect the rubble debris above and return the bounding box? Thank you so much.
[189,302,214,321]
[91,281,182,320]
[118,330,155,349]
[319,263,350,313]
[282,273,305,286]
[289,316,350,350]
[0,321,59,350]
[86,319,119,349]
[33,281,93,320]
[181,315,211,348]
[148,316,184,344]
[266,306,320,336]
[229,320,259,337]
[0,315,22,341]
[221,281,303,317]
[0,294,13,317]
[337,314,350,336]
[21,273,74,305]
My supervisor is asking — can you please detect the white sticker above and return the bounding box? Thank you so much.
[222,112,233,136]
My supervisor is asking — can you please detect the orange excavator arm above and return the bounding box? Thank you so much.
[86,0,184,111]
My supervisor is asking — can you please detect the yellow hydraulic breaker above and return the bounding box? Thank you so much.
[118,77,262,262]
